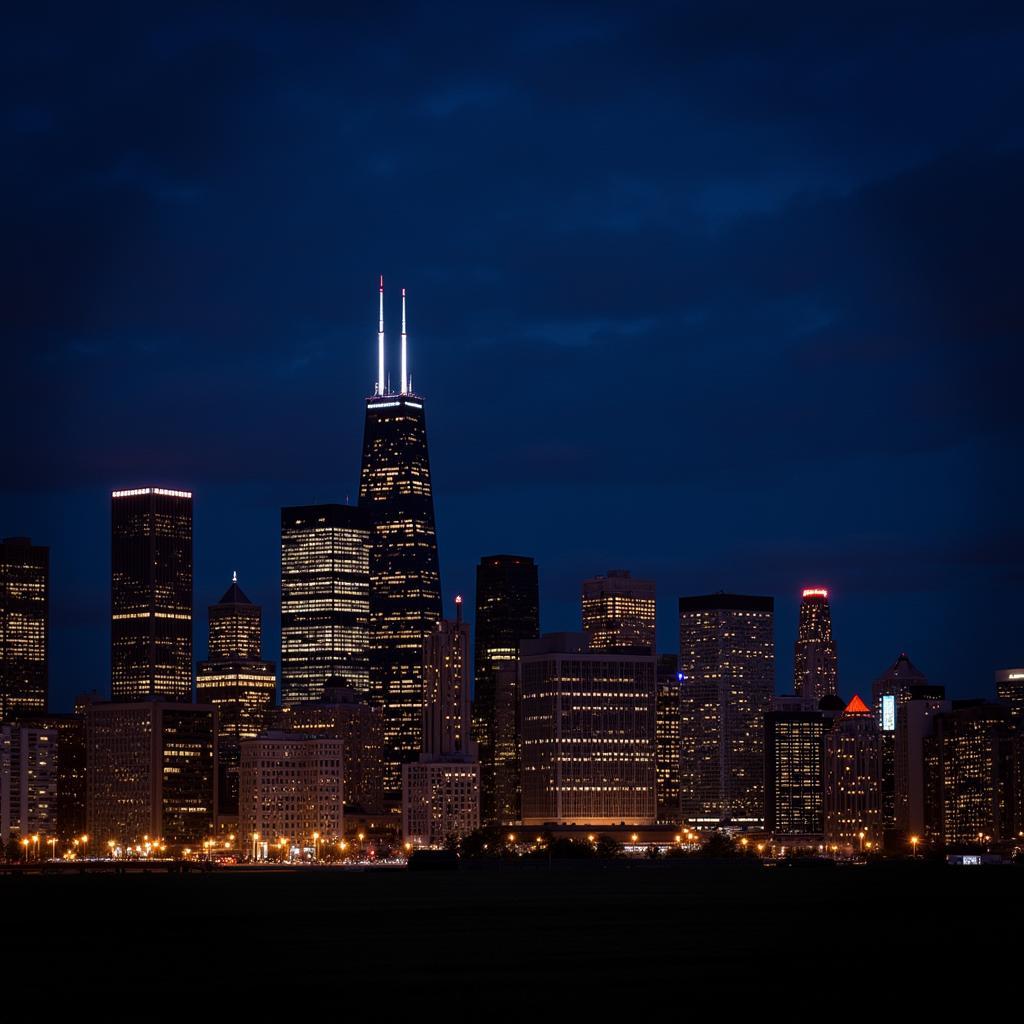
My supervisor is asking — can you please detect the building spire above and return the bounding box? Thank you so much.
[401,287,408,395]
[377,275,385,396]
[232,570,238,584]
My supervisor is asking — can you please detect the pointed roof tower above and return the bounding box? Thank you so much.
[844,693,871,715]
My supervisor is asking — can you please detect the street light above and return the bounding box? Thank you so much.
[910,835,920,858]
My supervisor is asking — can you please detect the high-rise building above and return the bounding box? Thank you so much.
[271,684,385,814]
[280,504,370,705]
[358,282,442,793]
[581,570,655,654]
[872,652,929,831]
[239,733,344,853]
[196,575,277,816]
[492,664,521,824]
[1,722,58,841]
[824,695,882,851]
[678,594,775,829]
[86,699,216,848]
[765,695,827,838]
[655,654,682,823]
[793,588,838,702]
[895,685,950,837]
[520,633,656,826]
[110,488,193,702]
[924,701,1019,847]
[1,536,49,718]
[996,668,1024,721]
[473,555,539,824]
[402,597,480,846]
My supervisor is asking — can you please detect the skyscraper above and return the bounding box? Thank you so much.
[196,574,277,816]
[110,488,193,702]
[492,663,521,824]
[402,597,480,847]
[473,555,539,823]
[793,588,838,702]
[872,652,929,832]
[358,281,442,793]
[895,684,949,837]
[678,594,775,828]
[280,504,370,705]
[765,695,827,838]
[520,633,656,826]
[824,695,882,851]
[581,569,656,654]
[996,668,1024,721]
[1,537,48,718]
[655,654,682,823]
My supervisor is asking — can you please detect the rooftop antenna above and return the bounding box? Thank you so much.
[232,570,237,584]
[377,275,385,396]
[401,287,408,394]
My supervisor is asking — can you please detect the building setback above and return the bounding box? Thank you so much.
[793,588,838,702]
[110,488,193,702]
[473,555,539,825]
[1,536,49,718]
[520,633,656,827]
[239,732,344,851]
[678,594,775,829]
[86,699,216,848]
[358,283,442,793]
[280,504,370,705]
[196,575,277,816]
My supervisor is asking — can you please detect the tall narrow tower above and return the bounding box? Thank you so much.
[793,587,838,702]
[358,282,442,794]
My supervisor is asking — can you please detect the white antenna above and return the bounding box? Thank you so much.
[401,287,408,394]
[377,275,385,396]
[232,570,237,584]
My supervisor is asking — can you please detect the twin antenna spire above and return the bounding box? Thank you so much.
[376,276,411,397]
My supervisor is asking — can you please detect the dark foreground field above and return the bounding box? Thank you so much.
[4,861,1018,1000]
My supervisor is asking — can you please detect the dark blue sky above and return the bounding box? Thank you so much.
[4,3,1022,711]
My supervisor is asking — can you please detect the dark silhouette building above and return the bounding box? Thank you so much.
[678,593,775,829]
[358,283,441,793]
[472,555,539,823]
[765,696,827,838]
[1,537,48,719]
[110,488,193,702]
[655,654,682,823]
[996,668,1024,721]
[793,588,838,702]
[196,575,277,816]
[280,504,371,705]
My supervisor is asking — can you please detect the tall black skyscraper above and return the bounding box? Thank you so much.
[473,555,540,822]
[358,281,442,793]
[793,588,838,702]
[111,488,193,702]
[0,537,49,718]
[280,504,370,705]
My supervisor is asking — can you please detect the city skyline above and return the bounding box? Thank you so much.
[5,6,1022,712]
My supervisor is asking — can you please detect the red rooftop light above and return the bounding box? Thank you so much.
[802,588,829,598]
[844,694,870,714]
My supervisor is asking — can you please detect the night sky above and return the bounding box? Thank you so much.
[5,4,1022,712]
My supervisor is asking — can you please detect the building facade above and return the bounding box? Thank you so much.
[895,684,950,837]
[793,588,838,702]
[111,488,193,702]
[473,554,539,824]
[280,504,370,705]
[492,664,521,824]
[196,575,277,816]
[765,696,826,837]
[581,570,655,654]
[655,654,682,823]
[996,668,1024,721]
[402,760,481,848]
[271,685,385,814]
[86,700,217,848]
[1,536,49,718]
[520,633,656,826]
[239,732,344,851]
[678,594,775,828]
[824,695,882,851]
[1,722,58,841]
